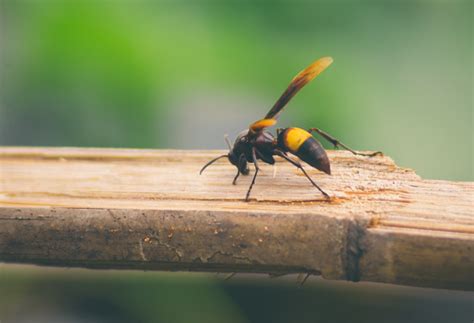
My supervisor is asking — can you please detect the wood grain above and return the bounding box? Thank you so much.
[0,147,472,290]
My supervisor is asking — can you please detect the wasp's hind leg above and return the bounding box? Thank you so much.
[307,128,382,157]
[274,150,329,199]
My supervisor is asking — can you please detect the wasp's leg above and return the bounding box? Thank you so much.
[232,168,240,185]
[245,147,260,201]
[307,128,382,157]
[233,154,246,185]
[274,150,329,198]
[297,273,311,286]
[224,272,236,281]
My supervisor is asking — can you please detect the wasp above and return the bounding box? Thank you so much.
[200,57,381,201]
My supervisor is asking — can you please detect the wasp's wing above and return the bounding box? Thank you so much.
[264,57,333,120]
[249,118,277,132]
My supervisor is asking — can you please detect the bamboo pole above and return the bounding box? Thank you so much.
[0,147,472,290]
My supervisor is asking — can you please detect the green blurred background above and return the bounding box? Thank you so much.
[0,0,472,322]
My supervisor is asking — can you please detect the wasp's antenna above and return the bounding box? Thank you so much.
[199,154,228,175]
[224,134,232,150]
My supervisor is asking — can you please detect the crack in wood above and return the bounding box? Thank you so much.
[344,218,369,282]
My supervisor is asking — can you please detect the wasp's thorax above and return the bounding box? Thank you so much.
[228,129,277,171]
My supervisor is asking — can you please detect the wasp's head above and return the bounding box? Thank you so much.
[227,130,250,175]
[200,130,250,176]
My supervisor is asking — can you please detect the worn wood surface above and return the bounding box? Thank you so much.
[0,147,472,290]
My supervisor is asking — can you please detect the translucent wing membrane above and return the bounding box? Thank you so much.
[264,56,333,121]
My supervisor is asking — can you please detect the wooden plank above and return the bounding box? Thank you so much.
[0,147,472,290]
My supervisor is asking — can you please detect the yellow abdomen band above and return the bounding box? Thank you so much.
[284,127,312,153]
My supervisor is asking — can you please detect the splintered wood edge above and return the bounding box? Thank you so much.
[0,147,473,290]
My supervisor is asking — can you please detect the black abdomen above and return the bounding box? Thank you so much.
[296,137,331,174]
[278,127,331,175]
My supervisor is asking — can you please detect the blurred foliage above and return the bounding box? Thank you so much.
[1,266,473,323]
[0,0,472,179]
